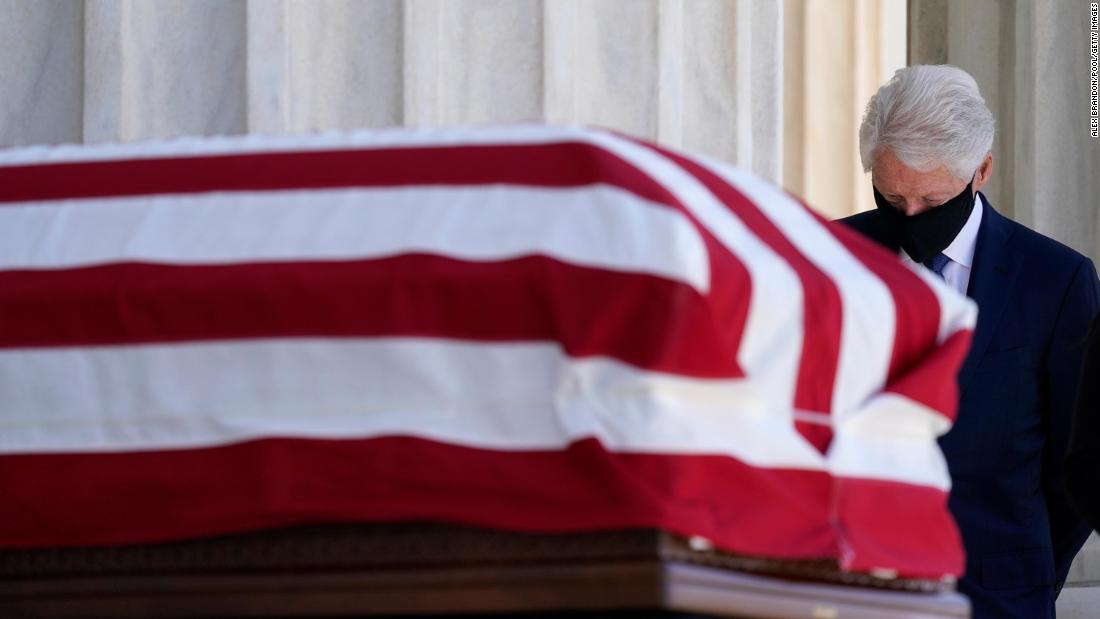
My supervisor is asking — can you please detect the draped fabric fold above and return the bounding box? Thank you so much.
[0,125,975,579]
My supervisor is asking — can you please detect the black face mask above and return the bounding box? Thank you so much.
[873,178,975,264]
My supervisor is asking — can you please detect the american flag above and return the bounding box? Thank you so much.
[0,125,975,579]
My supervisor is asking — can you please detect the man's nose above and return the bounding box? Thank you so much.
[900,200,926,216]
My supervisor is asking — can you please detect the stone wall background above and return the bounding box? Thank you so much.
[0,0,905,218]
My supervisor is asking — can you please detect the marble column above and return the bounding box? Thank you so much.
[84,0,247,143]
[0,0,83,146]
[783,0,906,218]
[405,0,545,126]
[1,0,904,214]
[247,0,405,133]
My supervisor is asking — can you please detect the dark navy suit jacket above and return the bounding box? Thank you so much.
[840,195,1100,619]
[1067,314,1100,532]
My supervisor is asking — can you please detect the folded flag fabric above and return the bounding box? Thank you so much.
[0,125,976,579]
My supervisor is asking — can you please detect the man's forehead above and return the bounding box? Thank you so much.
[872,151,963,196]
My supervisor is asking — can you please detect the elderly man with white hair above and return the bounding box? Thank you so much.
[840,64,1100,618]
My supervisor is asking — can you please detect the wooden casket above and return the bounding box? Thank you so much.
[0,126,976,618]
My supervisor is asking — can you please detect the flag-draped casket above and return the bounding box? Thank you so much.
[0,126,976,580]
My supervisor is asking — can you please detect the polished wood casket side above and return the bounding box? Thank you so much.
[0,524,968,618]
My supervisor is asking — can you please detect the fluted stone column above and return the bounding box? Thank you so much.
[405,0,544,126]
[0,0,905,208]
[782,0,906,218]
[685,0,783,180]
[247,0,405,133]
[0,0,906,210]
[84,0,247,142]
[0,0,83,146]
[0,0,795,183]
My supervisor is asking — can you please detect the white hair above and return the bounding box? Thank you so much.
[859,65,995,180]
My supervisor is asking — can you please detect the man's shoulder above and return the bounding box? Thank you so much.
[991,209,1092,274]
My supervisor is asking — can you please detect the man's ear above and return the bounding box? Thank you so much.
[973,153,994,193]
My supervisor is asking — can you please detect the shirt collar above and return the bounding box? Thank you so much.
[941,193,983,269]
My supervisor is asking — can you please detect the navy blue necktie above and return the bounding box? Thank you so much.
[923,253,951,279]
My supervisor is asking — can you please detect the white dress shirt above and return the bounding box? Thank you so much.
[900,193,984,295]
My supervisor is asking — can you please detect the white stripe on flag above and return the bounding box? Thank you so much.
[0,185,709,293]
[0,338,950,487]
[685,156,898,420]
[579,132,806,422]
[681,155,968,493]
[0,338,825,471]
[827,392,953,490]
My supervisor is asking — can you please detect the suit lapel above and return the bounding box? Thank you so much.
[957,195,1021,395]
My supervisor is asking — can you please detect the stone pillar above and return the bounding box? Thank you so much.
[3,0,795,182]
[246,0,404,133]
[0,0,83,146]
[2,0,903,212]
[84,0,247,143]
[405,0,544,126]
[784,0,906,218]
[543,0,784,180]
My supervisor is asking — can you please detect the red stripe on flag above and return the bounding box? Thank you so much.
[645,148,843,453]
[0,143,677,208]
[0,437,836,560]
[0,255,745,378]
[834,475,964,577]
